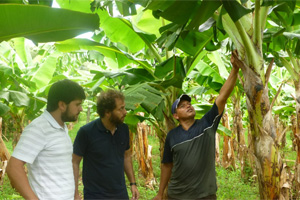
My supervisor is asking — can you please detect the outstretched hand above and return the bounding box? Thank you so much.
[230,50,244,70]
[131,185,140,200]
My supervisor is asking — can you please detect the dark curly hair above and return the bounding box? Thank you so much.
[46,79,86,112]
[97,89,125,118]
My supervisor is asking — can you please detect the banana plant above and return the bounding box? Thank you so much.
[268,13,300,197]
[257,3,300,196]
[0,39,46,148]
[132,0,299,199]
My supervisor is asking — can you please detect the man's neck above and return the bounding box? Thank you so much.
[179,118,196,131]
[101,118,117,135]
[49,110,64,127]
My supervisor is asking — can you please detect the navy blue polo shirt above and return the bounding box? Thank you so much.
[162,103,222,199]
[73,118,130,199]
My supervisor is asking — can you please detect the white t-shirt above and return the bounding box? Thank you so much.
[12,111,75,200]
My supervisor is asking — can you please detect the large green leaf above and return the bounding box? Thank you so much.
[154,56,185,89]
[144,0,175,11]
[283,32,300,40]
[176,30,214,56]
[0,4,99,43]
[0,62,13,76]
[124,112,143,126]
[124,83,165,121]
[157,1,200,25]
[189,60,224,91]
[221,0,252,22]
[0,90,30,107]
[97,9,154,53]
[154,57,176,79]
[132,9,163,38]
[186,50,207,77]
[121,68,155,85]
[56,0,92,13]
[0,102,10,116]
[273,105,295,114]
[156,23,183,50]
[91,68,155,86]
[55,38,153,73]
[115,0,137,16]
[12,38,33,66]
[30,51,60,90]
[186,0,222,30]
[207,51,229,79]
[57,0,158,55]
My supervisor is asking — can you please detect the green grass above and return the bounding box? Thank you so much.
[0,175,22,199]
[216,166,259,200]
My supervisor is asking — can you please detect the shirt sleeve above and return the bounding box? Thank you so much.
[162,134,173,163]
[73,127,88,156]
[12,123,46,164]
[202,102,222,126]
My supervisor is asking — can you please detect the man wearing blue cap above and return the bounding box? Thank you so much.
[154,52,241,200]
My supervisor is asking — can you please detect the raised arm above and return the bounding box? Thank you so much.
[124,149,139,200]
[215,51,240,114]
[6,157,38,200]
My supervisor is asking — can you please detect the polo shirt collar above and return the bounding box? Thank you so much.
[42,110,67,130]
[97,118,118,134]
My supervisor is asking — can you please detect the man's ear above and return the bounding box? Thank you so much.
[173,113,179,120]
[58,101,67,112]
[104,110,111,118]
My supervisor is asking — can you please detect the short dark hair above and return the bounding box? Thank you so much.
[46,79,86,112]
[97,89,124,118]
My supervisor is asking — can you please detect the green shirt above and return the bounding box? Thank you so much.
[162,103,222,199]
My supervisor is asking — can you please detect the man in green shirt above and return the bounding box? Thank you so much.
[154,53,240,200]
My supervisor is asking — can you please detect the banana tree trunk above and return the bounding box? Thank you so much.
[247,126,257,181]
[135,122,156,189]
[275,115,287,149]
[293,79,300,198]
[291,115,297,151]
[221,112,236,169]
[241,66,282,199]
[232,92,245,158]
[232,93,248,177]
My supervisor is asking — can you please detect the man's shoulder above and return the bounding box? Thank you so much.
[25,114,48,130]
[117,123,129,134]
[81,118,100,130]
[167,126,181,138]
[120,122,129,129]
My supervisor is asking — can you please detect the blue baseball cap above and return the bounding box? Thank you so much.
[171,94,191,114]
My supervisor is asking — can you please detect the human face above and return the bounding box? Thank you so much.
[109,98,127,125]
[61,99,83,122]
[174,100,195,120]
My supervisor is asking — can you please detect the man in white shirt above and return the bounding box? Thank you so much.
[7,79,86,200]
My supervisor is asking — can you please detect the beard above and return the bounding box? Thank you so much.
[61,106,78,122]
[109,112,124,125]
